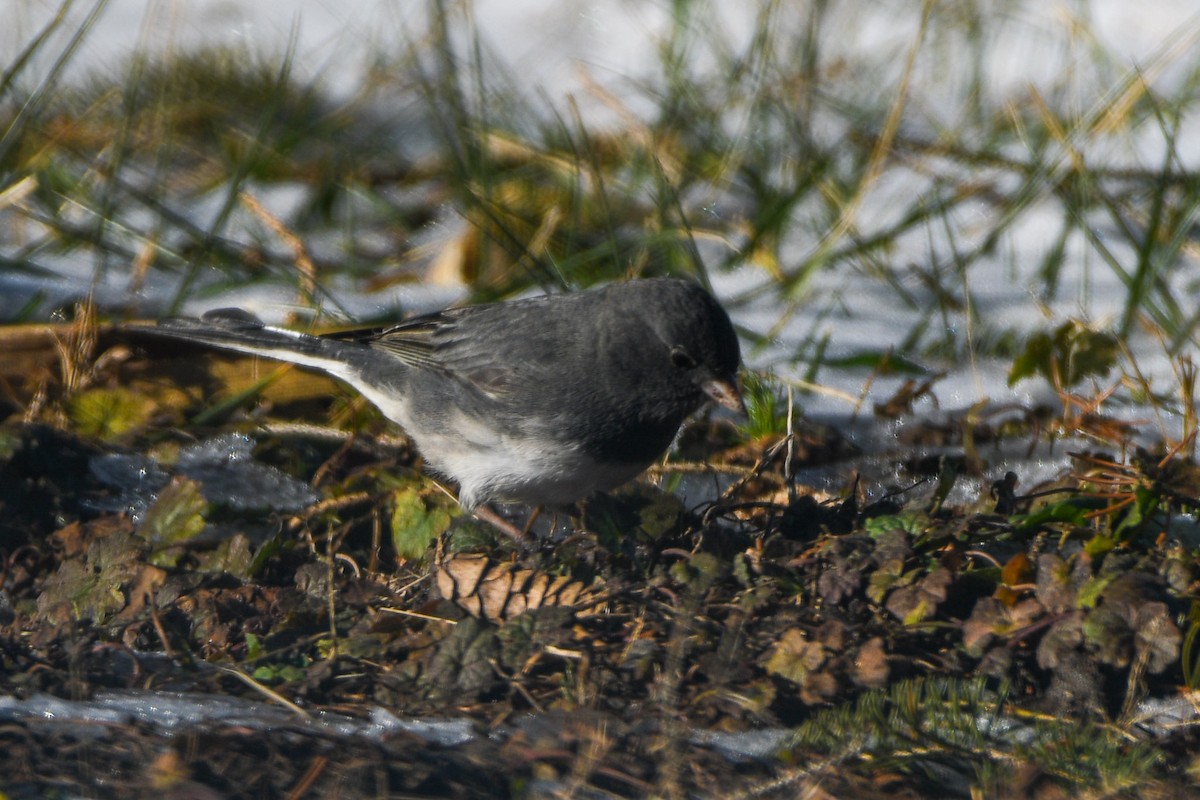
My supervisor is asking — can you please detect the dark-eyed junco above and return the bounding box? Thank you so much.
[131,278,742,526]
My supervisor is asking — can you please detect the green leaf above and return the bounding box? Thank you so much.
[426,617,500,696]
[36,526,149,624]
[390,486,453,561]
[251,663,307,684]
[1111,486,1158,540]
[820,351,926,374]
[668,551,723,592]
[1075,575,1115,609]
[139,477,208,565]
[863,512,928,539]
[1008,320,1118,389]
[245,632,265,661]
[194,533,253,578]
[1011,499,1093,530]
[66,387,153,440]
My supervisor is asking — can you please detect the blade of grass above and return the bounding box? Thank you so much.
[0,0,110,169]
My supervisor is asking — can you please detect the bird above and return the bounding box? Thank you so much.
[130,277,743,535]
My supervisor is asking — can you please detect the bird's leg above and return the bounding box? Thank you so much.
[472,504,534,544]
[521,506,543,538]
[431,478,532,544]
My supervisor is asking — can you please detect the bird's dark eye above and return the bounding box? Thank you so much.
[670,346,697,370]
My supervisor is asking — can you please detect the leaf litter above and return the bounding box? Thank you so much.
[3,352,1200,798]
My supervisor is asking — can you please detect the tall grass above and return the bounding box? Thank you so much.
[2,0,1199,384]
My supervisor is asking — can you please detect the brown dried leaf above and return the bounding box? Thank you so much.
[963,596,1046,655]
[815,619,845,651]
[885,566,952,624]
[1035,554,1084,614]
[817,563,861,604]
[1002,552,1033,586]
[115,562,168,622]
[996,552,1034,606]
[50,515,132,558]
[1037,611,1084,670]
[800,670,839,705]
[853,636,890,688]
[872,527,913,566]
[1134,601,1181,675]
[766,628,826,685]
[1083,606,1135,668]
[1082,598,1181,674]
[963,597,1004,655]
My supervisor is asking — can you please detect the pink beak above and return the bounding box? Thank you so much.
[703,377,745,415]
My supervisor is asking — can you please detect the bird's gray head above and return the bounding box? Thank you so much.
[620,278,744,413]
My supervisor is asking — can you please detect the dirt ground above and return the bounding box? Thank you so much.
[2,350,1198,798]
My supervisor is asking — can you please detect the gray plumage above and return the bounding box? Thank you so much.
[131,278,742,509]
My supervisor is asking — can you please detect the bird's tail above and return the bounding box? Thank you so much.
[128,309,370,383]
